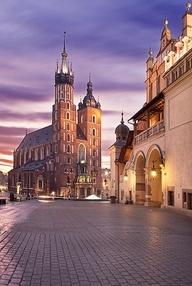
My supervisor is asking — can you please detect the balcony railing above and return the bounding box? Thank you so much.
[135,120,165,144]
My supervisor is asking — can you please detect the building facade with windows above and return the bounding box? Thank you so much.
[8,36,102,198]
[110,4,192,211]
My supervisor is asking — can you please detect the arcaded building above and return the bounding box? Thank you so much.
[9,36,102,198]
[110,4,192,211]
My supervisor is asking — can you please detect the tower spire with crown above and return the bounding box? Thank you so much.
[61,32,68,74]
[121,112,124,124]
[63,31,67,55]
[55,33,74,86]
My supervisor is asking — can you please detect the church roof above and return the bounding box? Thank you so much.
[17,159,47,172]
[17,125,52,151]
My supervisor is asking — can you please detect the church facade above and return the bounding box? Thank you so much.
[8,35,102,198]
[110,4,192,211]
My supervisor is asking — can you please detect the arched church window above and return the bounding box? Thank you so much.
[67,123,70,130]
[66,112,70,120]
[93,128,96,136]
[67,134,70,142]
[67,157,71,164]
[67,102,70,109]
[67,145,70,153]
[78,144,86,163]
[92,115,96,123]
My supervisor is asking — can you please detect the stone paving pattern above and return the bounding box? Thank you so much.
[0,200,192,286]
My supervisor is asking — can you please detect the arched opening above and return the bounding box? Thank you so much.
[135,154,145,204]
[92,115,96,123]
[92,128,96,136]
[147,147,163,207]
[67,145,70,153]
[37,175,44,192]
[78,144,86,163]
[66,112,70,120]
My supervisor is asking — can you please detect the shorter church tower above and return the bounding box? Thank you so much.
[76,78,102,198]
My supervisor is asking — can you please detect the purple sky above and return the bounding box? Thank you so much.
[0,0,185,172]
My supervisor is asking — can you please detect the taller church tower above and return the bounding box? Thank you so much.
[52,33,77,195]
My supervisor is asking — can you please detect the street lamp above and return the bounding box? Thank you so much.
[151,161,157,178]
[27,169,30,198]
[114,159,120,203]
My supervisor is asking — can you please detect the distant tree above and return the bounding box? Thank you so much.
[0,171,8,186]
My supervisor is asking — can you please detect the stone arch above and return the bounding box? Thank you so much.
[134,151,146,204]
[146,144,164,207]
[134,151,146,169]
[146,144,163,168]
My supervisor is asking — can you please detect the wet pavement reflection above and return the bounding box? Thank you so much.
[0,200,192,285]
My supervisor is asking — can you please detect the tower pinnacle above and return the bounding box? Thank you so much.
[121,112,124,124]
[62,32,67,56]
[55,33,74,86]
[164,17,169,28]
[186,1,192,12]
[61,32,68,73]
[148,47,153,58]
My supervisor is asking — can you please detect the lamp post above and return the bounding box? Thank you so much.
[28,169,30,198]
[114,159,120,203]
[151,160,157,179]
[124,170,128,182]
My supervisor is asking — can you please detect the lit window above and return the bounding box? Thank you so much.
[78,144,86,162]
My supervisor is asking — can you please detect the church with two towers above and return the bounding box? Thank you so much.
[8,34,102,198]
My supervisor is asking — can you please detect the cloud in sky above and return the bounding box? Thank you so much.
[0,110,51,122]
[0,0,186,172]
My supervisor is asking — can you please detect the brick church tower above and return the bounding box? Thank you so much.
[53,33,77,195]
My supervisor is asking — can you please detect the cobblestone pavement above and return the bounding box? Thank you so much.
[0,201,192,286]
